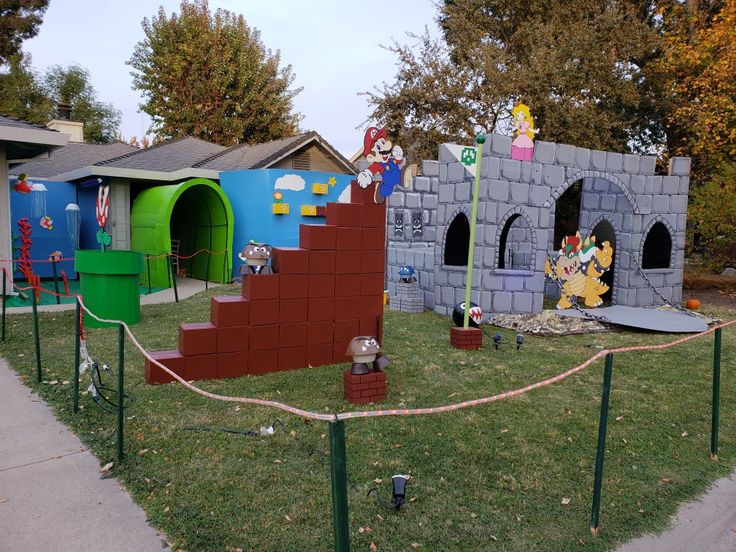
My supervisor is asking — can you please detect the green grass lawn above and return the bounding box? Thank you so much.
[2,285,735,551]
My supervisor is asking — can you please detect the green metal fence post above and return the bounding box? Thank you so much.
[2,273,6,342]
[116,323,125,462]
[32,288,42,382]
[329,420,350,552]
[711,328,722,461]
[169,256,179,303]
[72,300,81,414]
[590,353,614,536]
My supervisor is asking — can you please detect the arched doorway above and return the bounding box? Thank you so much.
[444,212,470,266]
[591,219,616,303]
[553,180,582,251]
[642,221,672,269]
[130,178,234,288]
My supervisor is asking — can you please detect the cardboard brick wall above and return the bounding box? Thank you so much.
[146,181,386,383]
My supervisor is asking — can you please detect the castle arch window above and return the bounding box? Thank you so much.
[498,213,533,269]
[642,221,672,269]
[444,212,470,266]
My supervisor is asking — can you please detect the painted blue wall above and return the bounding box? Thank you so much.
[220,169,353,276]
[78,186,101,250]
[8,179,78,279]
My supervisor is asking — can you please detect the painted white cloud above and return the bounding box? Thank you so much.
[274,174,305,192]
[30,183,47,191]
[337,184,351,203]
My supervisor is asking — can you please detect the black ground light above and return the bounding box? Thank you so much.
[392,475,409,510]
[493,333,502,350]
[516,333,524,349]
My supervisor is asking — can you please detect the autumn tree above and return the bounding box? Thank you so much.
[365,0,661,160]
[0,0,49,64]
[128,0,302,146]
[0,54,52,123]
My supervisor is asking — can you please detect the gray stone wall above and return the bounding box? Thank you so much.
[386,134,690,316]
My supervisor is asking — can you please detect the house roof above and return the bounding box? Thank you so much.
[10,141,138,178]
[0,114,69,160]
[97,136,227,171]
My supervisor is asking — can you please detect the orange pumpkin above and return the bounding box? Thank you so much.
[686,298,701,310]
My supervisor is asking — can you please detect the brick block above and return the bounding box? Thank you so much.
[185,354,217,381]
[248,299,280,325]
[360,295,384,317]
[362,204,386,228]
[145,350,185,384]
[277,346,306,371]
[336,227,363,250]
[280,322,308,347]
[280,298,308,323]
[335,250,363,274]
[343,370,387,404]
[249,349,278,375]
[307,320,334,345]
[249,324,280,351]
[309,274,336,298]
[210,296,249,327]
[449,326,483,350]
[334,295,362,320]
[306,344,333,367]
[308,250,336,274]
[333,341,351,364]
[308,297,335,321]
[335,274,362,296]
[327,202,362,227]
[350,179,373,204]
[334,318,360,343]
[279,274,309,299]
[360,250,385,274]
[271,247,309,274]
[216,352,248,379]
[178,322,217,356]
[362,226,386,250]
[359,316,380,338]
[217,326,249,353]
[242,273,280,300]
[300,224,336,250]
[360,273,384,296]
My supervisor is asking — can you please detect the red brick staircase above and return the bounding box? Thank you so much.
[145,182,386,383]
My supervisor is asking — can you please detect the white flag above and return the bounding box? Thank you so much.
[444,144,479,176]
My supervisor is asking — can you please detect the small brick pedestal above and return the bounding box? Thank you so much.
[390,281,424,313]
[450,326,483,350]
[343,370,387,404]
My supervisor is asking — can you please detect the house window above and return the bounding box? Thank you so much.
[444,213,470,266]
[642,222,672,269]
[498,214,532,269]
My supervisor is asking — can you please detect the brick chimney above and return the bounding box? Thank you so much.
[46,103,84,142]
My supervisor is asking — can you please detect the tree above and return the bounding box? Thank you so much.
[128,0,302,146]
[0,57,122,143]
[0,0,49,64]
[366,0,662,160]
[43,64,122,143]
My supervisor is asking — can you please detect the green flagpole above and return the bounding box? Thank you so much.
[463,134,486,329]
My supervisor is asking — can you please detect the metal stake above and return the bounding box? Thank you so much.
[2,272,6,342]
[205,251,211,290]
[116,323,125,462]
[170,256,179,303]
[329,420,350,551]
[146,255,152,294]
[73,300,81,414]
[591,353,614,535]
[32,288,42,382]
[711,328,722,461]
[51,259,60,304]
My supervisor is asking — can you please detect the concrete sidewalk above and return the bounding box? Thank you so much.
[0,359,165,551]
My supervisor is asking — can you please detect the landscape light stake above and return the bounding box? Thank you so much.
[32,288,42,382]
[711,328,722,461]
[72,300,81,414]
[329,420,350,551]
[590,352,614,536]
[462,134,485,329]
[116,323,125,462]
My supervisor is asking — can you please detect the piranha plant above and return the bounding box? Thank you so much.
[96,184,112,252]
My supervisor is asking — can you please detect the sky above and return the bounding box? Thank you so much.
[23,0,441,157]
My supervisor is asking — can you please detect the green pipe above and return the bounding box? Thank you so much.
[72,300,81,414]
[32,289,42,382]
[116,323,125,462]
[329,420,350,551]
[170,256,179,303]
[590,353,614,535]
[711,328,722,461]
[463,134,485,329]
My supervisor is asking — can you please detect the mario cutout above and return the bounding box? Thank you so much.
[357,127,417,204]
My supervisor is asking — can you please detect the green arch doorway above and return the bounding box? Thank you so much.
[130,178,234,288]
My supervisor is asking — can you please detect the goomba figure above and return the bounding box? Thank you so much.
[239,242,273,275]
[345,336,390,375]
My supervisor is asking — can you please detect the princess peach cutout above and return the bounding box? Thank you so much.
[511,103,539,161]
